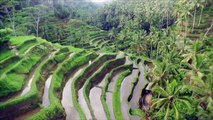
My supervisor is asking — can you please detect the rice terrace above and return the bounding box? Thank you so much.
[0,0,212,120]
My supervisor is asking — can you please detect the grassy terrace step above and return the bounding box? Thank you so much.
[73,43,91,48]
[130,108,145,120]
[178,6,213,40]
[0,56,21,75]
[89,36,106,42]
[53,49,73,63]
[113,70,132,120]
[94,40,105,47]
[99,40,111,48]
[91,47,100,51]
[72,54,116,119]
[180,28,205,34]
[0,50,37,76]
[181,21,211,30]
[180,32,203,40]
[0,43,42,77]
[82,54,126,119]
[0,43,53,98]
[0,37,37,62]
[84,45,96,49]
[91,34,107,39]
[0,37,50,75]
[101,63,132,120]
[10,36,36,46]
[0,48,73,119]
[0,49,13,62]
[29,52,97,120]
[89,32,106,38]
[16,39,37,54]
[90,36,106,44]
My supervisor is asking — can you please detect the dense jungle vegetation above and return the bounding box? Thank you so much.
[0,0,212,120]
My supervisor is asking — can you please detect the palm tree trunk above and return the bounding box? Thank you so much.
[198,7,203,26]
[185,16,188,37]
[167,10,169,28]
[192,8,197,32]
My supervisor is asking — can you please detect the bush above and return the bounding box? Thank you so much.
[0,28,12,49]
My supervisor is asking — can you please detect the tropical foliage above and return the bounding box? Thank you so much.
[0,0,212,120]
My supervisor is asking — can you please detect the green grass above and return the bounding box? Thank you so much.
[130,108,146,120]
[54,52,71,63]
[10,36,36,46]
[90,36,104,44]
[0,56,22,75]
[0,49,13,62]
[52,42,83,53]
[17,39,37,54]
[55,47,70,55]
[113,70,131,120]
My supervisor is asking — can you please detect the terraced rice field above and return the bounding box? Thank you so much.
[0,36,149,120]
[179,6,213,40]
[63,28,114,52]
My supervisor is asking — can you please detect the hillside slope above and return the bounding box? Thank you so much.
[0,36,149,120]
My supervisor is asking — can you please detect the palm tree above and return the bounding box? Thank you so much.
[183,46,213,119]
[180,37,213,119]
[190,70,213,109]
[147,47,181,87]
[150,80,193,120]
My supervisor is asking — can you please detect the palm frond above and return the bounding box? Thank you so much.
[164,103,170,120]
[151,98,168,109]
[152,86,169,97]
[172,102,179,120]
[176,98,192,109]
